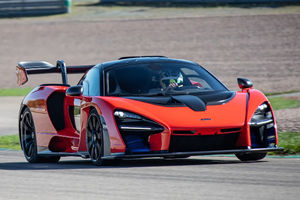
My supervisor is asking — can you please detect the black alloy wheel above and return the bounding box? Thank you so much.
[86,109,104,166]
[20,107,60,163]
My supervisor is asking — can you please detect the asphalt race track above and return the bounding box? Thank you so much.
[0,150,299,200]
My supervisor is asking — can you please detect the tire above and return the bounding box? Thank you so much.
[19,107,60,163]
[235,152,267,161]
[86,109,104,166]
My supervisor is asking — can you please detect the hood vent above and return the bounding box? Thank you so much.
[171,95,206,111]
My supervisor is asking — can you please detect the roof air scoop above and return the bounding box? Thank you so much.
[171,95,206,111]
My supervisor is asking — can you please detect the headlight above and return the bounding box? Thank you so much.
[114,110,164,154]
[114,110,164,133]
[249,103,274,127]
[255,103,268,114]
[114,110,142,120]
[249,102,276,148]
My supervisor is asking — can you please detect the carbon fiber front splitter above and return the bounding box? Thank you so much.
[102,147,283,159]
[38,147,283,159]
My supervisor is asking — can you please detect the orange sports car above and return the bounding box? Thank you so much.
[16,56,282,165]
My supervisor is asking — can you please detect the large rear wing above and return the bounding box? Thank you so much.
[16,60,94,86]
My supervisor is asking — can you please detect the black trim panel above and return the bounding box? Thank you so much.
[47,92,65,131]
[125,91,235,107]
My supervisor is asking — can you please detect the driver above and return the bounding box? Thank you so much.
[160,68,184,89]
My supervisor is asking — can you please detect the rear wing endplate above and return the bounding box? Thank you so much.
[16,60,94,86]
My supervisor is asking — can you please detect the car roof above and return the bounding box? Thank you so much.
[94,57,199,71]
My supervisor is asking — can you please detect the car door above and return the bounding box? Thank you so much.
[72,68,101,133]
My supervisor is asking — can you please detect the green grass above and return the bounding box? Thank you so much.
[265,90,299,97]
[276,132,300,155]
[0,88,33,96]
[268,97,300,110]
[0,135,20,150]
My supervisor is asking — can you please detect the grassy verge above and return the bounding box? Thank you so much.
[265,90,299,97]
[268,97,300,110]
[0,132,299,155]
[0,135,20,150]
[0,88,33,96]
[275,132,300,155]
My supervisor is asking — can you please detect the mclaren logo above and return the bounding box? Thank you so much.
[201,118,211,121]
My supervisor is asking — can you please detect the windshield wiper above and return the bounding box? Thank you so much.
[108,89,213,97]
[143,91,168,97]
[144,90,191,97]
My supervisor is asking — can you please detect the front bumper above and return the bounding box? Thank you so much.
[102,147,283,159]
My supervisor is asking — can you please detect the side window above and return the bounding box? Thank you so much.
[83,79,89,96]
[82,68,100,96]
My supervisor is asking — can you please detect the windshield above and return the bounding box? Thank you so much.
[105,62,227,96]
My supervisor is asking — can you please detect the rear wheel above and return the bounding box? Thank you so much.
[20,107,60,163]
[235,152,267,161]
[86,109,104,166]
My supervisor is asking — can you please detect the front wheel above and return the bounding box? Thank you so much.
[86,109,104,166]
[235,152,267,161]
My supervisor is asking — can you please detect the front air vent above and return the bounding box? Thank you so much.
[173,130,196,135]
[47,92,65,131]
[169,133,240,152]
[220,128,241,133]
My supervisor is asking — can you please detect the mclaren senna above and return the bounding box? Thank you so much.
[16,56,282,165]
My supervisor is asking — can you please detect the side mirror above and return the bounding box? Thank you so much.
[237,78,253,89]
[66,85,83,96]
